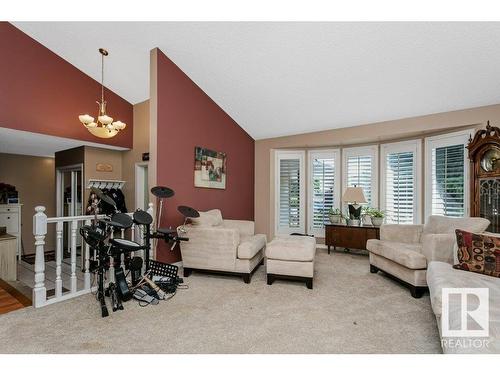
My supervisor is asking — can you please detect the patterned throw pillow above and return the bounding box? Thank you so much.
[453,229,500,278]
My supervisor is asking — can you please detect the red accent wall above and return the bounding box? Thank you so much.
[156,49,255,263]
[0,22,133,148]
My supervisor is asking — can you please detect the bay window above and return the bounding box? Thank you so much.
[275,150,306,234]
[425,130,472,218]
[342,145,378,210]
[381,140,422,224]
[307,149,340,236]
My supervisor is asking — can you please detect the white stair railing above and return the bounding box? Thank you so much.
[32,203,154,308]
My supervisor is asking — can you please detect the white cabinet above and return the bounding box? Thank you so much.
[0,204,22,257]
[0,234,17,280]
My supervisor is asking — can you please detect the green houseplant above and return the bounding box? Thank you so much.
[361,206,372,225]
[328,208,343,224]
[369,208,385,226]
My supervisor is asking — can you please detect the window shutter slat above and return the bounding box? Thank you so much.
[346,155,373,206]
[310,156,336,229]
[385,151,415,224]
[279,158,302,230]
[431,144,465,217]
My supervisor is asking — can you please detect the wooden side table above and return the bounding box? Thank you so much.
[325,223,380,254]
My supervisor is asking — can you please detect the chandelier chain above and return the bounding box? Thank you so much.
[78,48,126,139]
[101,52,105,104]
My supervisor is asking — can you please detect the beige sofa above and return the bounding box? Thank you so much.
[179,209,267,283]
[366,215,490,298]
[427,261,500,353]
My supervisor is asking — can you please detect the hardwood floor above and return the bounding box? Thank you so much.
[0,278,31,315]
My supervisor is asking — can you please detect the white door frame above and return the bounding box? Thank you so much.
[135,162,149,211]
[56,164,84,217]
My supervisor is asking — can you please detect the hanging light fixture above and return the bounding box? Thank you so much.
[78,48,126,139]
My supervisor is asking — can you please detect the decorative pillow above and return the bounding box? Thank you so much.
[453,229,500,277]
[190,209,223,227]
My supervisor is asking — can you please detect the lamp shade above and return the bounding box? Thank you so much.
[98,115,114,125]
[79,114,94,124]
[342,187,367,204]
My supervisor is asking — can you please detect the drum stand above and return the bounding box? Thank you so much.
[142,221,152,272]
[97,243,109,317]
[86,193,110,318]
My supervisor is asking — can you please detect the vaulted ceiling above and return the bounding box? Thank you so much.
[13,22,500,139]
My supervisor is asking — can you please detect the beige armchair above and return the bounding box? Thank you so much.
[366,215,490,298]
[179,209,266,283]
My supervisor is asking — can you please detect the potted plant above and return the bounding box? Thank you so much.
[369,208,385,226]
[361,206,372,225]
[328,208,343,224]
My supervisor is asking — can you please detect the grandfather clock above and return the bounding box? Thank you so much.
[467,121,500,233]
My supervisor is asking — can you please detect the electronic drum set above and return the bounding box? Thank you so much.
[80,185,199,317]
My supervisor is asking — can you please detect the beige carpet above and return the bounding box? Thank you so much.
[0,251,442,354]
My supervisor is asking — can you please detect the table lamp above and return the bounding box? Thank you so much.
[342,186,367,226]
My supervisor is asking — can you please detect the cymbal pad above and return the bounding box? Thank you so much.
[150,186,175,198]
[177,205,200,218]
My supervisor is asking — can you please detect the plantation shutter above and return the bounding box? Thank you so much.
[277,152,305,233]
[431,144,465,217]
[385,151,415,223]
[346,155,373,206]
[311,155,336,230]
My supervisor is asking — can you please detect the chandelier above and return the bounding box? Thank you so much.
[78,48,126,139]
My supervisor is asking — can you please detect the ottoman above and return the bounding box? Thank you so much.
[266,236,316,289]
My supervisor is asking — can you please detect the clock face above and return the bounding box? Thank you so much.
[480,147,500,172]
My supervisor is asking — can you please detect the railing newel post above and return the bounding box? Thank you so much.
[33,206,47,307]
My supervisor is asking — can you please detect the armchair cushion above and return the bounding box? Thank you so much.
[427,261,500,318]
[421,233,457,264]
[380,224,423,243]
[266,236,316,262]
[366,240,426,269]
[180,225,240,270]
[223,220,255,238]
[238,234,267,259]
[190,209,224,227]
[423,215,490,235]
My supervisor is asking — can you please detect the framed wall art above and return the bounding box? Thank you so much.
[194,146,226,189]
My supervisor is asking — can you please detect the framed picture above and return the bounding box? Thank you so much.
[194,146,226,189]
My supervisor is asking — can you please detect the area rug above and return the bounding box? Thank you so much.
[0,251,442,354]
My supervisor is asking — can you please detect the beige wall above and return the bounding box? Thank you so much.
[122,100,150,209]
[83,146,124,211]
[0,153,56,254]
[84,146,123,183]
[255,103,500,240]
